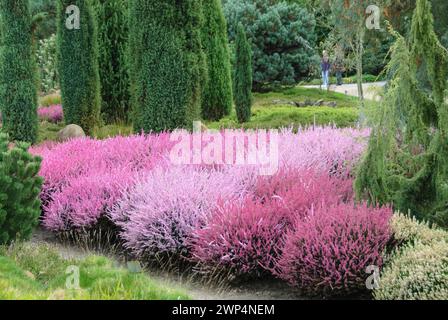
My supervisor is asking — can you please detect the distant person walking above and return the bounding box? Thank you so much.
[321,51,331,89]
[333,56,345,86]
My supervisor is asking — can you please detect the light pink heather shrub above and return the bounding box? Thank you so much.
[38,105,63,123]
[278,127,369,177]
[110,166,258,259]
[275,203,393,297]
[191,169,354,277]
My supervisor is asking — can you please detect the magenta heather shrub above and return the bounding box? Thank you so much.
[254,168,354,212]
[190,197,290,277]
[38,105,63,123]
[191,169,354,277]
[275,203,393,296]
[110,166,257,259]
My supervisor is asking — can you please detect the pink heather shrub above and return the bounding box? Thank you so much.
[278,127,369,177]
[190,197,290,277]
[110,166,257,259]
[30,134,174,231]
[275,203,393,296]
[254,168,354,211]
[43,170,135,230]
[191,169,354,277]
[38,105,63,123]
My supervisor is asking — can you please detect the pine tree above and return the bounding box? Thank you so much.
[201,0,233,121]
[129,0,206,133]
[93,0,130,124]
[355,0,448,227]
[233,23,252,124]
[0,132,43,244]
[0,0,38,143]
[57,0,101,134]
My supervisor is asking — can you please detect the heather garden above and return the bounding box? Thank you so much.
[1,0,448,301]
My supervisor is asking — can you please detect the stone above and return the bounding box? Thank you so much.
[58,124,86,142]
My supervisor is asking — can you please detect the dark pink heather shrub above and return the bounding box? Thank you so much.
[191,170,354,277]
[110,166,257,259]
[275,203,393,296]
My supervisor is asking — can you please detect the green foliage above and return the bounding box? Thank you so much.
[57,0,101,134]
[129,0,206,133]
[223,0,317,91]
[201,0,233,121]
[0,243,191,300]
[0,0,39,143]
[36,34,59,94]
[0,132,43,245]
[355,0,448,227]
[93,0,130,124]
[233,24,252,123]
[30,0,57,40]
[39,93,61,107]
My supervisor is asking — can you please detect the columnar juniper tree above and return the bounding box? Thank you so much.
[355,0,448,227]
[93,0,130,124]
[57,0,101,134]
[233,24,253,124]
[201,0,233,121]
[129,0,206,133]
[0,0,38,143]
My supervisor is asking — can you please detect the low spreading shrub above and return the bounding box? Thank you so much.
[375,240,448,300]
[110,166,257,260]
[275,203,393,297]
[38,105,63,123]
[374,213,448,300]
[390,212,448,246]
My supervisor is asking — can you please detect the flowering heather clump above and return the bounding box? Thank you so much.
[275,203,393,297]
[31,134,174,231]
[191,169,354,277]
[37,105,63,123]
[110,166,257,259]
[190,197,290,277]
[43,170,135,231]
[278,127,369,177]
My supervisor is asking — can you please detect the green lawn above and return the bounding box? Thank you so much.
[0,243,190,300]
[207,86,367,130]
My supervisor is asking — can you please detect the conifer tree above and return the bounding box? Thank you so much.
[233,23,253,124]
[93,0,130,124]
[57,0,101,134]
[201,0,233,121]
[0,132,43,244]
[129,0,206,133]
[355,0,448,227]
[0,0,38,143]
